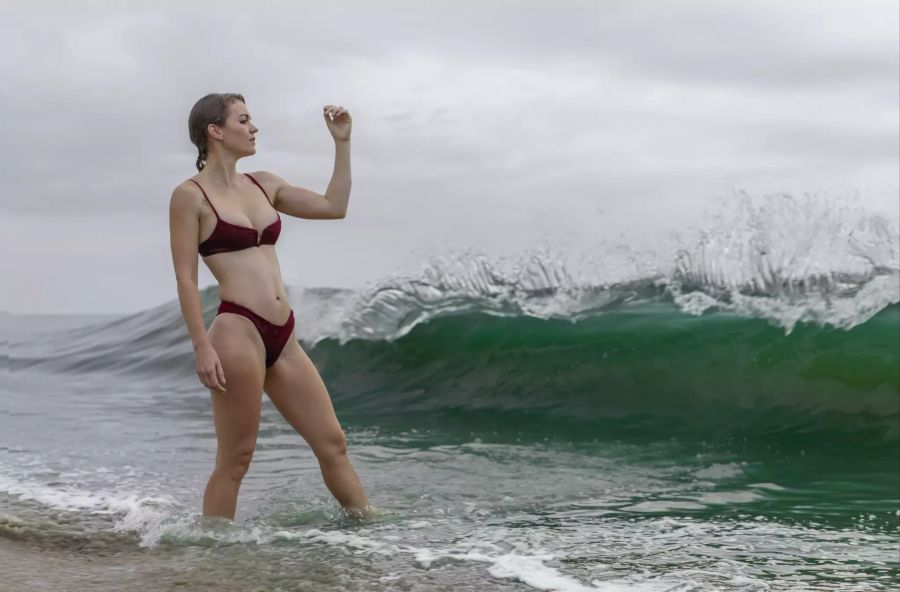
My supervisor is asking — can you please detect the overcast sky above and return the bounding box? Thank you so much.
[5,0,898,314]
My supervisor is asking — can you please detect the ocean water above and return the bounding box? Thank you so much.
[3,194,899,591]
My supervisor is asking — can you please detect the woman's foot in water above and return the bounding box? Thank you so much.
[341,504,381,523]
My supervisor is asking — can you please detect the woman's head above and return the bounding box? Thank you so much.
[188,93,258,171]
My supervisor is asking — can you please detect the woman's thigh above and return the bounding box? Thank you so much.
[207,314,267,466]
[263,336,347,459]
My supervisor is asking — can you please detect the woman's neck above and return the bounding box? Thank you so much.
[200,158,242,188]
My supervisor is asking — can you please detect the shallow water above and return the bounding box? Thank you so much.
[4,297,898,591]
[5,200,900,590]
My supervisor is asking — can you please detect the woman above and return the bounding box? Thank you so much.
[168,92,372,521]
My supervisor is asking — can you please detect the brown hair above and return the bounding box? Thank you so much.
[188,93,246,171]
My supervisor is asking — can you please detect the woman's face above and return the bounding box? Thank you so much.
[211,101,258,156]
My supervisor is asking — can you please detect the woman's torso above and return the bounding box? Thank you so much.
[187,172,291,323]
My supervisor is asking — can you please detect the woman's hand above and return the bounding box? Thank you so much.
[195,344,227,393]
[323,104,351,142]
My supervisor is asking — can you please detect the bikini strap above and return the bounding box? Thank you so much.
[244,173,275,208]
[188,178,220,219]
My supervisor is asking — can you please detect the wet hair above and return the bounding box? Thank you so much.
[188,93,246,171]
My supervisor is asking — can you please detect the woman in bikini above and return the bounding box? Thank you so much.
[168,92,372,521]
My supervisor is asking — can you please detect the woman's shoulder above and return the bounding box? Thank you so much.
[173,175,205,194]
[169,178,204,212]
[245,170,279,188]
[176,175,202,189]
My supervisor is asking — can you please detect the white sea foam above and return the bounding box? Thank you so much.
[0,466,695,592]
[692,462,746,480]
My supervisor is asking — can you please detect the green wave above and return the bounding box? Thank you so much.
[312,302,899,450]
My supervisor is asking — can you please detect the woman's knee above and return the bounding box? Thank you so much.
[315,430,348,462]
[217,446,256,480]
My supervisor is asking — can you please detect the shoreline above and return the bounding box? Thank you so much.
[0,537,250,592]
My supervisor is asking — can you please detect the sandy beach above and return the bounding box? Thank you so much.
[0,537,269,592]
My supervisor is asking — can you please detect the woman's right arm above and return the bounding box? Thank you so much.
[169,184,226,392]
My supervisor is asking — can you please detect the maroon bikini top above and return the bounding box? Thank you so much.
[189,173,282,257]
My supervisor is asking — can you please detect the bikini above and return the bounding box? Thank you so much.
[188,173,295,368]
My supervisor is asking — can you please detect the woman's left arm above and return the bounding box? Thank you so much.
[256,105,352,220]
[320,104,351,217]
[322,137,351,218]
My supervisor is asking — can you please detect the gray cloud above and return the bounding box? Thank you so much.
[4,0,898,313]
[591,1,898,90]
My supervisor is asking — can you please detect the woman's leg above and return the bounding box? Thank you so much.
[202,314,266,519]
[263,336,371,514]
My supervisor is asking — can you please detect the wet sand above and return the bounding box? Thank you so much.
[0,537,272,592]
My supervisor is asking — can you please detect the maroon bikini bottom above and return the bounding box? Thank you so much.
[217,300,295,367]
